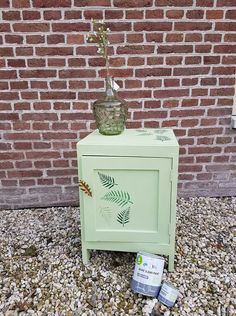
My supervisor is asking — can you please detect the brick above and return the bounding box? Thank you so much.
[163,100,179,108]
[144,100,161,108]
[1,152,24,160]
[128,57,145,66]
[192,88,208,96]
[41,92,76,100]
[203,56,220,64]
[31,81,48,89]
[13,23,50,32]
[8,170,43,178]
[114,0,152,7]
[0,82,8,90]
[2,11,21,20]
[200,118,217,126]
[210,88,234,97]
[166,33,183,42]
[205,34,222,42]
[43,10,62,20]
[147,57,163,65]
[0,92,19,100]
[48,58,65,67]
[226,10,236,19]
[0,70,17,79]
[133,110,167,120]
[16,47,33,56]
[10,81,28,90]
[214,45,236,54]
[171,109,204,118]
[69,81,86,89]
[207,10,224,19]
[2,180,18,186]
[27,59,46,67]
[36,47,73,56]
[47,34,65,44]
[14,142,32,150]
[52,23,90,32]
[50,81,67,89]
[186,10,204,19]
[179,165,202,173]
[156,0,193,5]
[197,173,213,180]
[0,23,11,32]
[22,10,41,20]
[12,0,30,7]
[146,9,163,19]
[5,34,23,44]
[175,22,212,31]
[105,10,123,19]
[157,45,193,54]
[135,68,171,77]
[146,33,163,42]
[208,108,232,116]
[22,113,58,121]
[154,89,189,98]
[127,34,144,43]
[32,123,50,131]
[185,56,201,64]
[222,56,236,64]
[33,0,71,7]
[212,67,235,75]
[219,78,235,86]
[144,79,162,88]
[0,48,13,56]
[166,56,183,65]
[185,33,202,42]
[174,67,210,76]
[196,0,213,5]
[215,22,236,31]
[26,151,61,159]
[224,34,236,42]
[59,69,96,78]
[74,0,111,6]
[164,79,180,87]
[134,22,172,32]
[188,127,223,136]
[217,0,236,6]
[126,10,144,19]
[166,10,184,19]
[19,70,56,78]
[64,10,82,19]
[67,34,84,44]
[181,119,199,127]
[195,45,212,53]
[26,35,44,44]
[189,147,222,154]
[201,78,217,85]
[197,137,214,145]
[0,0,9,7]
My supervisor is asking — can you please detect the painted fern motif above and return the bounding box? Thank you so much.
[154,130,167,134]
[155,135,171,142]
[102,190,133,207]
[98,172,117,189]
[117,207,130,226]
[79,180,92,197]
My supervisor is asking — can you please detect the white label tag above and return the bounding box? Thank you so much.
[112,80,119,91]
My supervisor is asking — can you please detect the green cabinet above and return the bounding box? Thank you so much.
[77,128,179,271]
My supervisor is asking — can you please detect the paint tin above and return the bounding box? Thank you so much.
[157,281,179,308]
[131,252,165,297]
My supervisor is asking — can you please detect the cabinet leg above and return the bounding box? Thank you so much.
[82,247,91,264]
[168,253,175,272]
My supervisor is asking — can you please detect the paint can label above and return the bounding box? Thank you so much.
[131,252,164,297]
[158,282,179,307]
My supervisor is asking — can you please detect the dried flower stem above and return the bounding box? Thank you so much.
[87,19,111,78]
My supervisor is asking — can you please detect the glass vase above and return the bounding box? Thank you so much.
[93,77,128,135]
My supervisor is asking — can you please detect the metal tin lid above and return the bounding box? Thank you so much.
[137,251,165,261]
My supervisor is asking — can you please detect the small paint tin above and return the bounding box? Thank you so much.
[131,252,165,297]
[157,281,179,308]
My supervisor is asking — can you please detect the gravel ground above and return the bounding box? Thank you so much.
[0,197,235,316]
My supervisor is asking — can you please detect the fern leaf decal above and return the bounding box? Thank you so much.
[79,180,92,197]
[154,129,167,134]
[155,135,171,142]
[117,207,130,226]
[98,172,117,189]
[102,190,133,207]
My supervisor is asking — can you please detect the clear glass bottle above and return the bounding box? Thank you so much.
[93,77,128,135]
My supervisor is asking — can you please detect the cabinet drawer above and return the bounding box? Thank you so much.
[80,156,172,244]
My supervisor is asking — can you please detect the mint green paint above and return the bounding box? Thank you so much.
[77,128,179,271]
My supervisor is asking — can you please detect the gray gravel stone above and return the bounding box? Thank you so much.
[0,197,235,315]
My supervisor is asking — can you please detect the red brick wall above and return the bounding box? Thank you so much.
[0,0,236,209]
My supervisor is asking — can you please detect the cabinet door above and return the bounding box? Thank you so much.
[80,156,172,244]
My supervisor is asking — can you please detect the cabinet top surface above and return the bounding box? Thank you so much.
[78,128,179,148]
